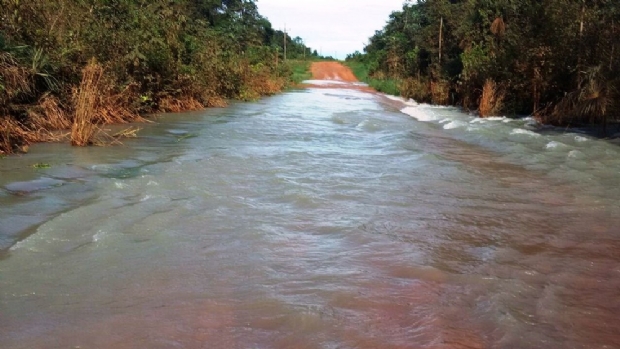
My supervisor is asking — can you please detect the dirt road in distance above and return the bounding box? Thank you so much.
[309,62,359,82]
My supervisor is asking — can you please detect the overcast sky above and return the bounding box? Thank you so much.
[256,0,407,60]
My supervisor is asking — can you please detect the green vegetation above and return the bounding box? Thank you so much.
[176,133,199,142]
[345,61,400,96]
[344,60,400,95]
[288,60,313,85]
[345,61,370,82]
[0,0,317,154]
[345,59,400,96]
[32,163,51,169]
[347,0,619,129]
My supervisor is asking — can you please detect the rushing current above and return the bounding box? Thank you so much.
[1,84,619,349]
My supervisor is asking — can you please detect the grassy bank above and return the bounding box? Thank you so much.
[287,60,313,85]
[0,0,317,155]
[344,61,400,96]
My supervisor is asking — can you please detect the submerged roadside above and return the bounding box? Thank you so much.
[0,58,312,155]
[0,1,322,156]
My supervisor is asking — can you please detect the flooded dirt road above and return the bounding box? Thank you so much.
[1,65,620,348]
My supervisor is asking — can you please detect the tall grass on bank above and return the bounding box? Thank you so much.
[369,77,400,96]
[1,52,32,153]
[0,117,58,153]
[0,0,312,155]
[401,78,430,102]
[0,119,28,154]
[287,60,312,85]
[1,52,66,153]
[479,79,505,117]
[430,80,450,105]
[543,66,615,133]
[344,61,400,95]
[346,61,370,81]
[0,52,31,101]
[28,94,72,130]
[71,60,103,146]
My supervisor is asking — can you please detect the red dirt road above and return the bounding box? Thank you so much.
[310,62,359,82]
[305,62,378,94]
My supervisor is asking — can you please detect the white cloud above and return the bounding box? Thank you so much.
[256,0,407,59]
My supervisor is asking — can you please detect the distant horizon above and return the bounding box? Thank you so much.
[256,0,407,60]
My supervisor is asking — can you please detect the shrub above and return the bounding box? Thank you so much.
[71,59,103,146]
[479,79,505,117]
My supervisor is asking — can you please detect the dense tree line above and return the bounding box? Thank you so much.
[348,0,619,129]
[0,0,316,153]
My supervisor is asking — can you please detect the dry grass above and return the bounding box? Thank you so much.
[431,79,450,105]
[113,127,141,139]
[479,79,505,117]
[239,64,286,101]
[0,52,32,104]
[491,17,506,37]
[71,59,103,146]
[71,60,145,146]
[401,78,431,103]
[0,118,23,154]
[159,96,205,112]
[0,117,63,154]
[259,77,286,95]
[204,95,228,108]
[97,82,143,124]
[93,126,142,146]
[28,94,72,130]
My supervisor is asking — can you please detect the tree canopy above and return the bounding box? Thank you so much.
[349,0,619,127]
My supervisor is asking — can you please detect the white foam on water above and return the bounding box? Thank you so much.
[401,106,439,122]
[575,136,589,142]
[486,116,507,121]
[510,128,541,137]
[405,99,418,107]
[9,239,27,251]
[471,116,513,124]
[546,141,568,150]
[439,118,452,124]
[92,230,106,243]
[568,150,587,159]
[356,120,381,132]
[384,94,418,106]
[418,103,451,109]
[443,121,468,130]
[302,79,348,86]
[384,94,405,103]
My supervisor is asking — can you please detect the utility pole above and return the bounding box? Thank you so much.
[438,17,443,64]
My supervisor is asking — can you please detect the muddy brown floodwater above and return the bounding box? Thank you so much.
[1,62,620,349]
